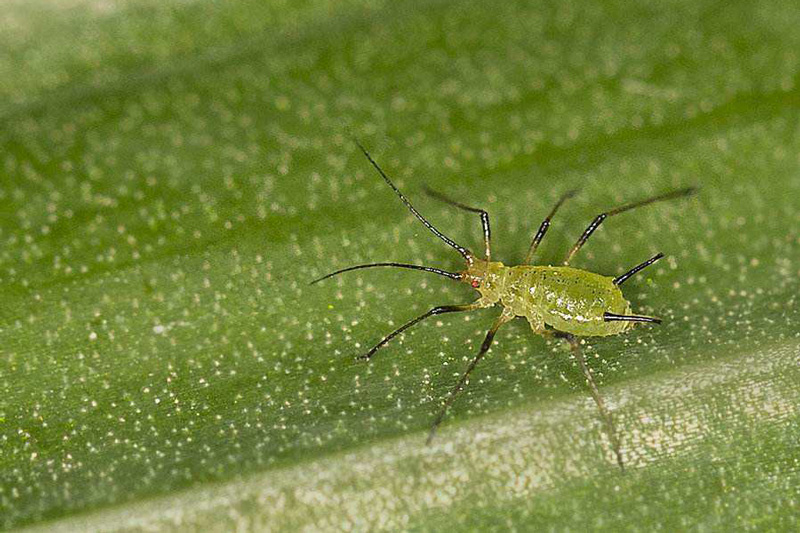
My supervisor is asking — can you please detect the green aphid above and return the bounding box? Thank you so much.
[313,142,696,470]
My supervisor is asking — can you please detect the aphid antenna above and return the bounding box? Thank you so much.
[603,312,662,324]
[310,262,461,285]
[613,252,664,285]
[354,140,475,265]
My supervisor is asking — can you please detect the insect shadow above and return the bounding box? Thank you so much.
[312,141,697,470]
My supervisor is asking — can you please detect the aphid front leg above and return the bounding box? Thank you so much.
[525,312,545,335]
[358,301,485,361]
[564,334,625,470]
[423,186,492,262]
[427,309,514,444]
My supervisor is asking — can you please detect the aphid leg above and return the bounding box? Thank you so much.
[564,334,625,470]
[613,252,664,285]
[358,302,484,361]
[563,187,697,265]
[423,185,491,261]
[523,189,579,264]
[427,310,514,444]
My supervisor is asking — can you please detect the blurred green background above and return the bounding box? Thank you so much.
[1,0,799,530]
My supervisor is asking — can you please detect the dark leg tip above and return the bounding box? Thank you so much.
[426,429,437,446]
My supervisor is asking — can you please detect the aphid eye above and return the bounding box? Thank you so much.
[471,280,481,288]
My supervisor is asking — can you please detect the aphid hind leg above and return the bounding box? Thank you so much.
[523,189,578,264]
[358,302,484,361]
[427,309,514,444]
[563,187,697,265]
[613,252,664,286]
[423,186,491,261]
[563,334,625,470]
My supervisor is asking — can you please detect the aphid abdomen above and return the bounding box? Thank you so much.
[513,266,633,337]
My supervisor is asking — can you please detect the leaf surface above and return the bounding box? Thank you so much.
[2,0,799,530]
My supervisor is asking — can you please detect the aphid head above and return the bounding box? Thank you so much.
[461,257,503,296]
[461,256,487,288]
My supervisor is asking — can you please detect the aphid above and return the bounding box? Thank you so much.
[312,142,696,469]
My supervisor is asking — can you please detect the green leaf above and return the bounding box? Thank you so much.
[2,0,799,530]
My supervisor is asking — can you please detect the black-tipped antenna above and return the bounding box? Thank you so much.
[603,312,662,324]
[354,140,473,263]
[310,262,461,285]
[613,252,664,285]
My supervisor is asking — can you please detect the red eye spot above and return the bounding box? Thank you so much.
[471,280,480,288]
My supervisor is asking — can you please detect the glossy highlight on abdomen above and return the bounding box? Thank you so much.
[506,266,633,336]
